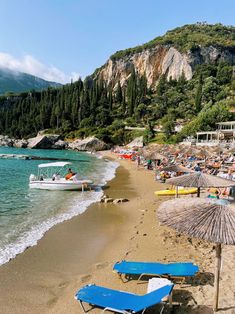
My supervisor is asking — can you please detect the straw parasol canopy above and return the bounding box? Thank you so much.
[161,164,194,173]
[158,198,235,245]
[210,146,223,154]
[143,150,164,160]
[181,147,200,156]
[166,172,234,197]
[157,198,235,311]
[227,147,235,154]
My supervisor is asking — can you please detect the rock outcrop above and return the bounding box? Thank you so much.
[100,194,129,204]
[13,139,28,148]
[127,136,144,148]
[0,135,13,147]
[95,45,235,88]
[27,134,61,149]
[0,134,108,151]
[51,140,68,150]
[68,136,108,151]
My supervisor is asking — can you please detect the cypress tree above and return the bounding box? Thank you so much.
[116,81,122,103]
[122,89,126,116]
[195,72,203,112]
[127,68,137,116]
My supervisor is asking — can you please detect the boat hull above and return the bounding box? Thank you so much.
[29,180,93,191]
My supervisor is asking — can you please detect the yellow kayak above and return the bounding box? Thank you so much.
[155,188,197,196]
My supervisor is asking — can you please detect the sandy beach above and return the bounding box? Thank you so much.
[0,152,235,314]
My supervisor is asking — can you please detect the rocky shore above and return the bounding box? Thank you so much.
[0,133,108,151]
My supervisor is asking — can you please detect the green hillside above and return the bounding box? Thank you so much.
[0,23,234,145]
[111,23,235,60]
[0,68,61,94]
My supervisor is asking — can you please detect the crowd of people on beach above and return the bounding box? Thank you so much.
[113,144,235,200]
[75,144,235,312]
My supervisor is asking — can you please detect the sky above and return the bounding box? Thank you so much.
[0,0,234,83]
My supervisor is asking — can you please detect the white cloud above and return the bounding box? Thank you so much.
[0,52,80,84]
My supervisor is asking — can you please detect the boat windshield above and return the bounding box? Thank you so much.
[37,162,73,179]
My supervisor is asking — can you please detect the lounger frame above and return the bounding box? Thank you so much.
[76,283,173,314]
[114,260,199,287]
[78,299,165,314]
[117,271,187,285]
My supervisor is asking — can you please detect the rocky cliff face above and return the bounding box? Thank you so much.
[95,45,235,88]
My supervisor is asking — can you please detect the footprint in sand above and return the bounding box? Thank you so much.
[58,281,69,288]
[124,248,135,257]
[95,262,109,270]
[80,274,92,283]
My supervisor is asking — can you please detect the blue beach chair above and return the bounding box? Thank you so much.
[75,282,174,314]
[113,260,199,283]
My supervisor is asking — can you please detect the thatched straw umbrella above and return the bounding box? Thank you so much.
[210,146,223,154]
[226,147,235,154]
[150,152,165,160]
[143,150,164,160]
[166,172,234,197]
[181,147,200,156]
[196,148,212,159]
[158,198,235,311]
[161,164,194,173]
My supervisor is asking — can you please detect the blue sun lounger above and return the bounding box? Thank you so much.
[75,283,174,313]
[113,260,199,282]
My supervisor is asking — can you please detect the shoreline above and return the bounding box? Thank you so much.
[0,148,118,266]
[0,152,235,313]
[0,156,136,313]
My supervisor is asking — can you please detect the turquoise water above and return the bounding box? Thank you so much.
[0,147,118,265]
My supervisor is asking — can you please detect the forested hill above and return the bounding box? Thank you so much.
[94,23,235,88]
[0,23,234,145]
[110,23,235,60]
[0,68,61,94]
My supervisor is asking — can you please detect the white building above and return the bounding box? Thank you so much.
[196,121,235,147]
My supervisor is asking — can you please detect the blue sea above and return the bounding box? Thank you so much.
[0,147,118,265]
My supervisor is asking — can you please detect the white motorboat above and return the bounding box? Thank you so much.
[29,161,93,191]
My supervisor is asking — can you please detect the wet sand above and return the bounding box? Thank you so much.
[0,153,235,313]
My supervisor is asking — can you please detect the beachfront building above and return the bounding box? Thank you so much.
[196,121,235,147]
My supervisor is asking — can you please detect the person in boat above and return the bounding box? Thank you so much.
[65,168,77,180]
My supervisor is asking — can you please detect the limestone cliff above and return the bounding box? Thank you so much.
[95,45,235,88]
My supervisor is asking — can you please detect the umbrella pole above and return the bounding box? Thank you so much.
[213,243,222,311]
[197,187,200,197]
[176,185,178,198]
